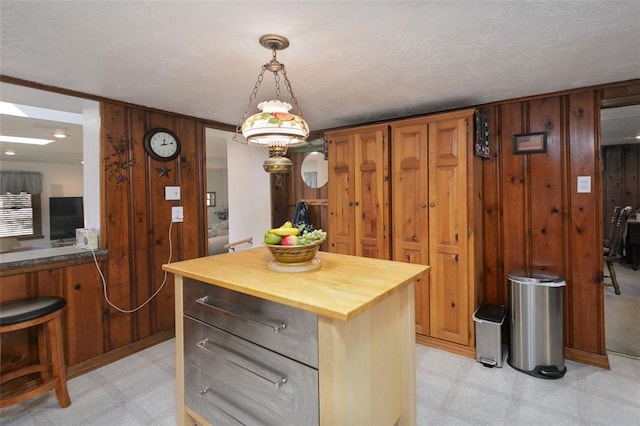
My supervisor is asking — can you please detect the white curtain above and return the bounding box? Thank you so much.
[0,171,43,194]
[303,172,317,188]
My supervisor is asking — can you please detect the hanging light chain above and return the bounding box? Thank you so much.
[281,67,302,117]
[235,67,267,135]
[273,69,282,101]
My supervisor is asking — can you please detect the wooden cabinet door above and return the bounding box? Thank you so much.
[392,119,430,334]
[355,126,389,259]
[327,130,356,255]
[428,114,471,346]
[327,125,389,259]
[64,262,105,365]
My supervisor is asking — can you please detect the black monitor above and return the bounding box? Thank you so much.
[49,196,84,241]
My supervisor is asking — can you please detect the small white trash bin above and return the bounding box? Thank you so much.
[473,303,507,368]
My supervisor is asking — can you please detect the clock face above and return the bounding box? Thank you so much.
[144,128,180,161]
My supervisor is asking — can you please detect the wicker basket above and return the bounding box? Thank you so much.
[266,239,324,265]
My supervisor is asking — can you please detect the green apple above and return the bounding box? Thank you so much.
[281,235,299,246]
[264,232,282,245]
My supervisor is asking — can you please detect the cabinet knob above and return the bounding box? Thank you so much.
[74,283,81,290]
[354,201,360,206]
[348,201,353,206]
[429,202,436,208]
[421,203,427,208]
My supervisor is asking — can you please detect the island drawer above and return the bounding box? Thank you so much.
[183,277,318,368]
[184,316,319,426]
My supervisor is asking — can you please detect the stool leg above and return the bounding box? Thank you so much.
[38,323,52,382]
[47,314,71,408]
[606,260,622,295]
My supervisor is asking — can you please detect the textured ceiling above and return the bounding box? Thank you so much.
[2,0,639,131]
[0,1,639,165]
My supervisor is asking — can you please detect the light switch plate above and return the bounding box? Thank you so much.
[165,186,181,200]
[577,176,591,193]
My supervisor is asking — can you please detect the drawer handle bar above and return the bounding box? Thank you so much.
[197,338,288,389]
[197,387,245,425]
[195,296,286,334]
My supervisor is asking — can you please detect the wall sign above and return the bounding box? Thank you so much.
[513,132,547,154]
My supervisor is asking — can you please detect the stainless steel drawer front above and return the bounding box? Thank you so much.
[183,277,318,368]
[184,317,319,426]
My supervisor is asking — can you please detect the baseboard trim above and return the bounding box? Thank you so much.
[67,329,175,379]
[416,334,476,359]
[564,347,610,370]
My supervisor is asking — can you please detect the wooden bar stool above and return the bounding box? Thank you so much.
[0,296,71,408]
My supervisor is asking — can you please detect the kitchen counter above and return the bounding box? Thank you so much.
[163,247,426,321]
[164,247,428,426]
[0,245,107,275]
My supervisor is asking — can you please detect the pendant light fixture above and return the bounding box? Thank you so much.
[235,34,309,174]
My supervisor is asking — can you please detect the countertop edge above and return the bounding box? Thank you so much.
[163,250,429,321]
[0,247,108,272]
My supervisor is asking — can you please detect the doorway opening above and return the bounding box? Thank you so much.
[600,104,640,359]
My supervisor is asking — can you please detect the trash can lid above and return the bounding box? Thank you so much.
[473,303,507,323]
[508,269,566,286]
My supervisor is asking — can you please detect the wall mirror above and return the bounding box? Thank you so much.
[301,151,328,188]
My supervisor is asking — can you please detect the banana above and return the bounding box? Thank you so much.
[269,227,300,236]
[281,221,293,228]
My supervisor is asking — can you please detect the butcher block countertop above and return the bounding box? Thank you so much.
[163,247,428,321]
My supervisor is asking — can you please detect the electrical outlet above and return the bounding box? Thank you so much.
[171,206,184,223]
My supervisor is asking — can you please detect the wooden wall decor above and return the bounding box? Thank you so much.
[512,131,547,154]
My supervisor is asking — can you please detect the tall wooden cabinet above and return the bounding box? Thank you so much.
[328,108,483,356]
[326,124,390,259]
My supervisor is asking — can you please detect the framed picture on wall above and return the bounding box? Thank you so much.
[513,132,547,154]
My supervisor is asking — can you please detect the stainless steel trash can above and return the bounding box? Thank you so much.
[508,270,566,379]
[473,304,507,367]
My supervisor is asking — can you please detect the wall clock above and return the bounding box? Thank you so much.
[143,128,181,161]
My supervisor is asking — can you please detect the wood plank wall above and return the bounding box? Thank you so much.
[481,81,639,365]
[100,101,207,351]
[603,144,640,235]
[280,79,640,366]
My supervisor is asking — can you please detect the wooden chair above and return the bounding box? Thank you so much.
[0,296,71,408]
[604,206,632,295]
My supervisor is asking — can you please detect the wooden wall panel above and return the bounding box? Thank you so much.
[603,144,640,222]
[480,107,502,303]
[129,107,152,341]
[603,147,624,229]
[566,92,601,353]
[499,103,527,275]
[145,111,179,336]
[102,103,135,350]
[621,145,639,210]
[101,101,206,355]
[64,263,105,365]
[528,97,564,273]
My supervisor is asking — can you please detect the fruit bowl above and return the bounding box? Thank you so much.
[266,239,325,265]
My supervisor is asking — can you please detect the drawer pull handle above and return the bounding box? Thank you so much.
[197,338,288,389]
[195,296,286,333]
[197,387,245,425]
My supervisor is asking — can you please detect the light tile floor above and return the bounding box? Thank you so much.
[2,339,639,425]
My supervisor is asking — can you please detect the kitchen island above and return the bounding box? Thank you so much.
[163,247,428,426]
